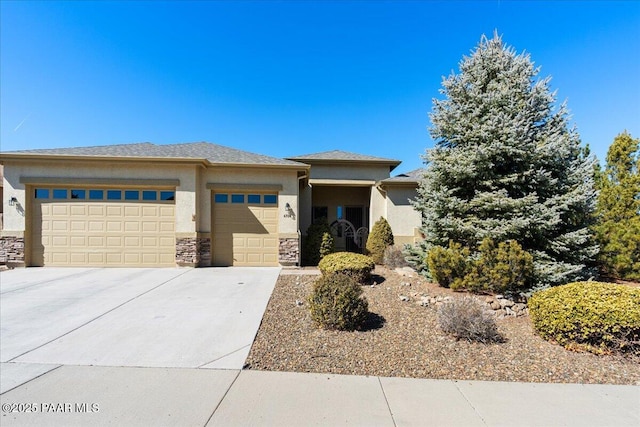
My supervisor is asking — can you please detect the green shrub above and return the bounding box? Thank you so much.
[303,219,331,266]
[383,245,409,268]
[453,239,534,294]
[427,239,534,294]
[437,296,503,343]
[366,217,394,264]
[529,281,640,355]
[426,242,469,288]
[318,252,375,283]
[320,232,335,260]
[308,273,369,331]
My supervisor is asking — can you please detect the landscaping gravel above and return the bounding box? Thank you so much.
[245,266,640,385]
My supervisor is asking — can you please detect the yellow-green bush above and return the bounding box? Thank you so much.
[453,239,534,293]
[366,217,394,264]
[308,273,369,331]
[426,242,469,288]
[318,252,375,283]
[427,239,533,294]
[529,281,640,355]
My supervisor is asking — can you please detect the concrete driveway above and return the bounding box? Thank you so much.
[0,267,279,393]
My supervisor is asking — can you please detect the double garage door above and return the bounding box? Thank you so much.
[31,187,176,267]
[212,192,279,266]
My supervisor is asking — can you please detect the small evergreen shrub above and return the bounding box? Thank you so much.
[437,297,502,343]
[426,242,469,288]
[308,273,369,331]
[427,239,534,294]
[366,217,394,264]
[453,239,534,294]
[529,281,640,355]
[303,219,331,266]
[383,245,409,268]
[319,232,335,260]
[318,252,375,284]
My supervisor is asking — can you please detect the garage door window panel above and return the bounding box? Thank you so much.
[142,191,157,201]
[214,194,228,203]
[107,190,122,200]
[89,190,104,200]
[125,190,139,200]
[35,189,50,199]
[71,189,86,199]
[160,191,175,201]
[52,189,67,199]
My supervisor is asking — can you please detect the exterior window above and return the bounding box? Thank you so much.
[70,189,86,199]
[160,191,175,201]
[35,188,49,199]
[125,190,139,200]
[107,190,122,200]
[264,194,277,204]
[247,194,261,204]
[231,194,245,204]
[214,194,228,203]
[312,206,328,222]
[89,190,104,200]
[142,191,157,201]
[52,189,67,199]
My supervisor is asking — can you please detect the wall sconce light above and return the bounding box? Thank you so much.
[284,202,295,219]
[9,197,17,206]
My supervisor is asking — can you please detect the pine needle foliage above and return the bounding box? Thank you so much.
[593,131,640,280]
[408,32,598,289]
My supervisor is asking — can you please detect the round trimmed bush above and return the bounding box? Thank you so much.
[529,281,640,355]
[318,252,375,283]
[308,273,369,331]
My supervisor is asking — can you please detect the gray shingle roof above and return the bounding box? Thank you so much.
[287,150,400,164]
[381,168,424,184]
[2,142,307,167]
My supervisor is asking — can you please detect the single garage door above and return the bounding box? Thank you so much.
[31,187,176,267]
[212,192,279,266]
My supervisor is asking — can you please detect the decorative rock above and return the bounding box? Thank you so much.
[418,296,431,307]
[399,295,410,302]
[295,300,304,307]
[499,298,515,308]
[490,301,502,310]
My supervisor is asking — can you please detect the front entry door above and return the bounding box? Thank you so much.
[345,206,364,252]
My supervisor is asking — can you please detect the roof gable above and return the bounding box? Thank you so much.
[380,168,425,184]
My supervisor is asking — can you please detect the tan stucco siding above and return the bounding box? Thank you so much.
[385,186,421,242]
[370,187,387,230]
[199,167,300,236]
[299,182,312,236]
[2,160,197,234]
[309,164,392,182]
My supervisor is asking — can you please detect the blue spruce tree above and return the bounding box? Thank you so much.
[408,33,598,289]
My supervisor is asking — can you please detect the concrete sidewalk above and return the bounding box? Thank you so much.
[1,365,638,426]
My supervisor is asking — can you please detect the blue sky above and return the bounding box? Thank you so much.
[1,1,638,174]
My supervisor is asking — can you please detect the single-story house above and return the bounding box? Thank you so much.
[0,142,422,268]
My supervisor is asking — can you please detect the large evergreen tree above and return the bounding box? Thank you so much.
[593,131,640,280]
[408,33,598,288]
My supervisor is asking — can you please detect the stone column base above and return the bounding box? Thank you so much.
[175,236,211,267]
[0,235,25,267]
[279,237,299,266]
